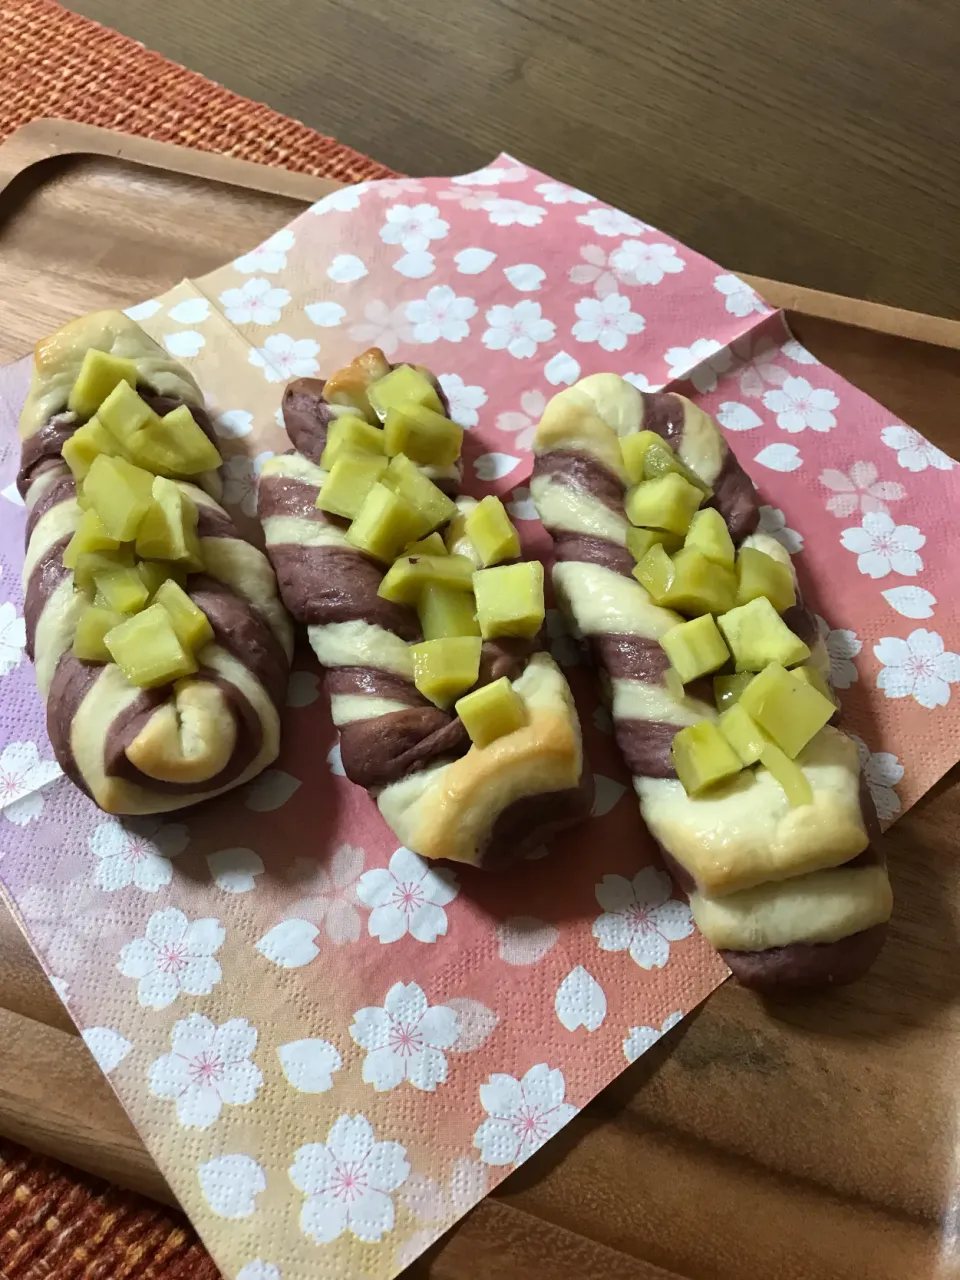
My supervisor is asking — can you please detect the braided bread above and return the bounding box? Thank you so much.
[258,352,591,868]
[532,373,892,989]
[19,311,293,815]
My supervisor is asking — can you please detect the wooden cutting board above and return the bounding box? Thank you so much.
[2,119,960,1280]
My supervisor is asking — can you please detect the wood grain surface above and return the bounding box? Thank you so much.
[63,0,960,322]
[2,128,960,1279]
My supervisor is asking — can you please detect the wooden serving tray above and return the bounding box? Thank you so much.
[2,118,959,1280]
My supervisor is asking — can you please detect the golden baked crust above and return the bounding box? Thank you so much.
[377,654,584,865]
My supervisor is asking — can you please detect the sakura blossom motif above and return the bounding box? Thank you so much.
[162,331,205,360]
[451,162,528,186]
[438,373,487,427]
[593,867,693,969]
[81,1027,132,1074]
[118,907,224,1009]
[248,334,320,382]
[18,879,104,972]
[781,338,819,364]
[816,616,861,689]
[572,294,645,352]
[592,774,626,817]
[454,247,497,275]
[840,511,924,579]
[497,389,547,451]
[89,817,188,893]
[277,1039,342,1094]
[392,251,436,280]
[576,207,648,237]
[233,228,296,274]
[881,586,937,620]
[568,244,619,299]
[309,186,366,214]
[623,371,664,392]
[289,1114,410,1244]
[245,769,301,811]
[477,197,546,228]
[881,424,956,473]
[820,461,905,517]
[623,1012,683,1063]
[284,844,366,945]
[713,272,768,318]
[495,916,559,966]
[663,338,733,392]
[555,966,606,1032]
[874,630,960,709]
[473,1064,578,1168]
[535,180,594,204]
[405,285,477,344]
[715,401,763,432]
[544,350,581,385]
[445,998,498,1052]
[50,977,70,1004]
[327,253,368,283]
[347,300,414,356]
[198,1154,266,1219]
[326,742,345,776]
[397,1158,488,1269]
[356,846,459,944]
[754,443,802,472]
[305,301,347,327]
[0,484,23,507]
[350,981,459,1092]
[206,847,265,894]
[214,409,253,439]
[544,607,579,667]
[849,735,903,823]
[610,239,685,288]
[255,919,320,969]
[503,263,546,292]
[218,278,291,325]
[124,298,161,321]
[474,452,520,481]
[373,177,428,198]
[506,486,538,521]
[0,742,61,824]
[758,504,803,553]
[379,203,450,253]
[168,297,210,325]
[221,451,275,517]
[482,300,556,359]
[150,1013,262,1129]
[763,376,839,434]
[734,336,788,396]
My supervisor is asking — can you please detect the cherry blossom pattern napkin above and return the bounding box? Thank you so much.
[0,153,958,1280]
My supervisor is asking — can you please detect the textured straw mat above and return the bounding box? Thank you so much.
[0,2,397,1276]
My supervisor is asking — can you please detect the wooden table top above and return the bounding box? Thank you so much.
[65,0,960,321]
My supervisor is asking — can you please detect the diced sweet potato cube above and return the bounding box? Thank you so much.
[465,495,521,567]
[684,508,734,566]
[137,560,187,599]
[713,671,753,711]
[154,579,215,652]
[104,603,199,688]
[316,453,389,520]
[345,483,423,562]
[97,381,159,444]
[625,526,682,562]
[381,453,456,534]
[625,473,703,535]
[135,477,202,569]
[642,437,711,495]
[368,364,444,421]
[736,546,796,614]
[738,661,834,758]
[72,605,126,662]
[72,547,135,595]
[378,554,475,605]
[455,676,527,747]
[67,350,138,419]
[319,416,387,469]
[405,533,447,556]
[633,542,674,604]
[83,454,155,541]
[660,614,730,683]
[717,598,810,671]
[472,561,544,639]
[62,509,120,568]
[93,567,149,614]
[619,430,663,484]
[62,417,124,481]
[660,548,737,617]
[718,702,768,766]
[383,404,463,467]
[125,405,222,477]
[418,583,480,639]
[410,636,482,707]
[758,742,813,807]
[671,720,744,796]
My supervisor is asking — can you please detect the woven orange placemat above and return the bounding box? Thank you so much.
[0,3,401,1276]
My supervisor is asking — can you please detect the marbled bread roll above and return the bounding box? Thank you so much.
[532,373,893,988]
[258,352,591,868]
[19,311,294,815]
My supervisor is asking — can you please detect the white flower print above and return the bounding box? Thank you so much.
[820,461,905,517]
[118,907,224,1009]
[663,338,733,392]
[218,278,291,325]
[163,331,205,360]
[734,336,788,397]
[763,375,839,433]
[623,371,664,392]
[309,185,366,214]
[348,300,414,357]
[222,451,274,517]
[758,504,804,554]
[215,410,253,439]
[248,334,320,382]
[236,1263,281,1280]
[350,981,459,1092]
[610,239,685,287]
[233,228,295,274]
[577,207,648,237]
[149,1013,262,1129]
[283,843,366,945]
[881,424,956,473]
[507,486,538,521]
[0,742,61,824]
[496,389,547,453]
[374,177,428,199]
[568,244,620,299]
[781,338,819,364]
[379,203,450,253]
[51,976,70,1004]
[816,616,861,689]
[477,197,546,227]
[290,1114,410,1244]
[713,272,768,318]
[198,1154,266,1219]
[451,161,528,186]
[437,374,487,428]
[623,1012,683,1063]
[89,817,188,892]
[474,1064,578,1168]
[840,511,924,579]
[18,879,104,973]
[874,630,960,709]
[593,866,693,968]
[483,300,556,360]
[572,293,645,352]
[397,1158,488,1269]
[405,285,477,344]
[356,846,459,944]
[545,608,579,667]
[849,735,903,823]
[535,180,594,204]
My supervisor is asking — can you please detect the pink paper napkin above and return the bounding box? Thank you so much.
[0,154,956,1280]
